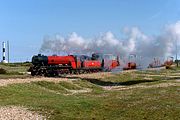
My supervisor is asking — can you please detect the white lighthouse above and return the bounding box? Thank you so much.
[1,42,8,63]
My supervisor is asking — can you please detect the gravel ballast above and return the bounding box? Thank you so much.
[0,106,46,120]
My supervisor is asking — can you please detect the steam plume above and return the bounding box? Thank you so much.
[40,21,180,59]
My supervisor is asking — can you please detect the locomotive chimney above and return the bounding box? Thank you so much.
[1,42,8,63]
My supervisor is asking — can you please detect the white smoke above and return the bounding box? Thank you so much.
[40,21,180,60]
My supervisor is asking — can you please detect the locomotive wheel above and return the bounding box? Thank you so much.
[69,69,73,74]
[40,69,47,76]
[45,70,58,77]
[74,70,78,74]
[29,66,38,76]
[31,71,37,76]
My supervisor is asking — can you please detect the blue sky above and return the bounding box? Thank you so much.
[0,0,180,62]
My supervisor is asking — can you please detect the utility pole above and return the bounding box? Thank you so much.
[176,38,178,67]
[7,41,10,63]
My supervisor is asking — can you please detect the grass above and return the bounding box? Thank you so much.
[58,81,82,90]
[0,81,179,120]
[0,63,179,119]
[33,81,68,94]
[0,62,31,79]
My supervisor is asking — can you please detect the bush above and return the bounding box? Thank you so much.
[0,68,7,74]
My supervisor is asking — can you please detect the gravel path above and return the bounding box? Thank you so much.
[67,72,114,79]
[0,72,115,87]
[0,106,46,120]
[0,77,71,87]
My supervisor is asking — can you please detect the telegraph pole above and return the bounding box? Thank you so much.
[7,41,10,63]
[176,38,178,67]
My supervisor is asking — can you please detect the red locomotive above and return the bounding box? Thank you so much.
[123,54,137,70]
[29,53,120,76]
[164,57,173,69]
[123,62,136,70]
[148,57,174,68]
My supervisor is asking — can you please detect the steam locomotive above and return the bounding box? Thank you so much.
[29,53,120,76]
[123,62,136,70]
